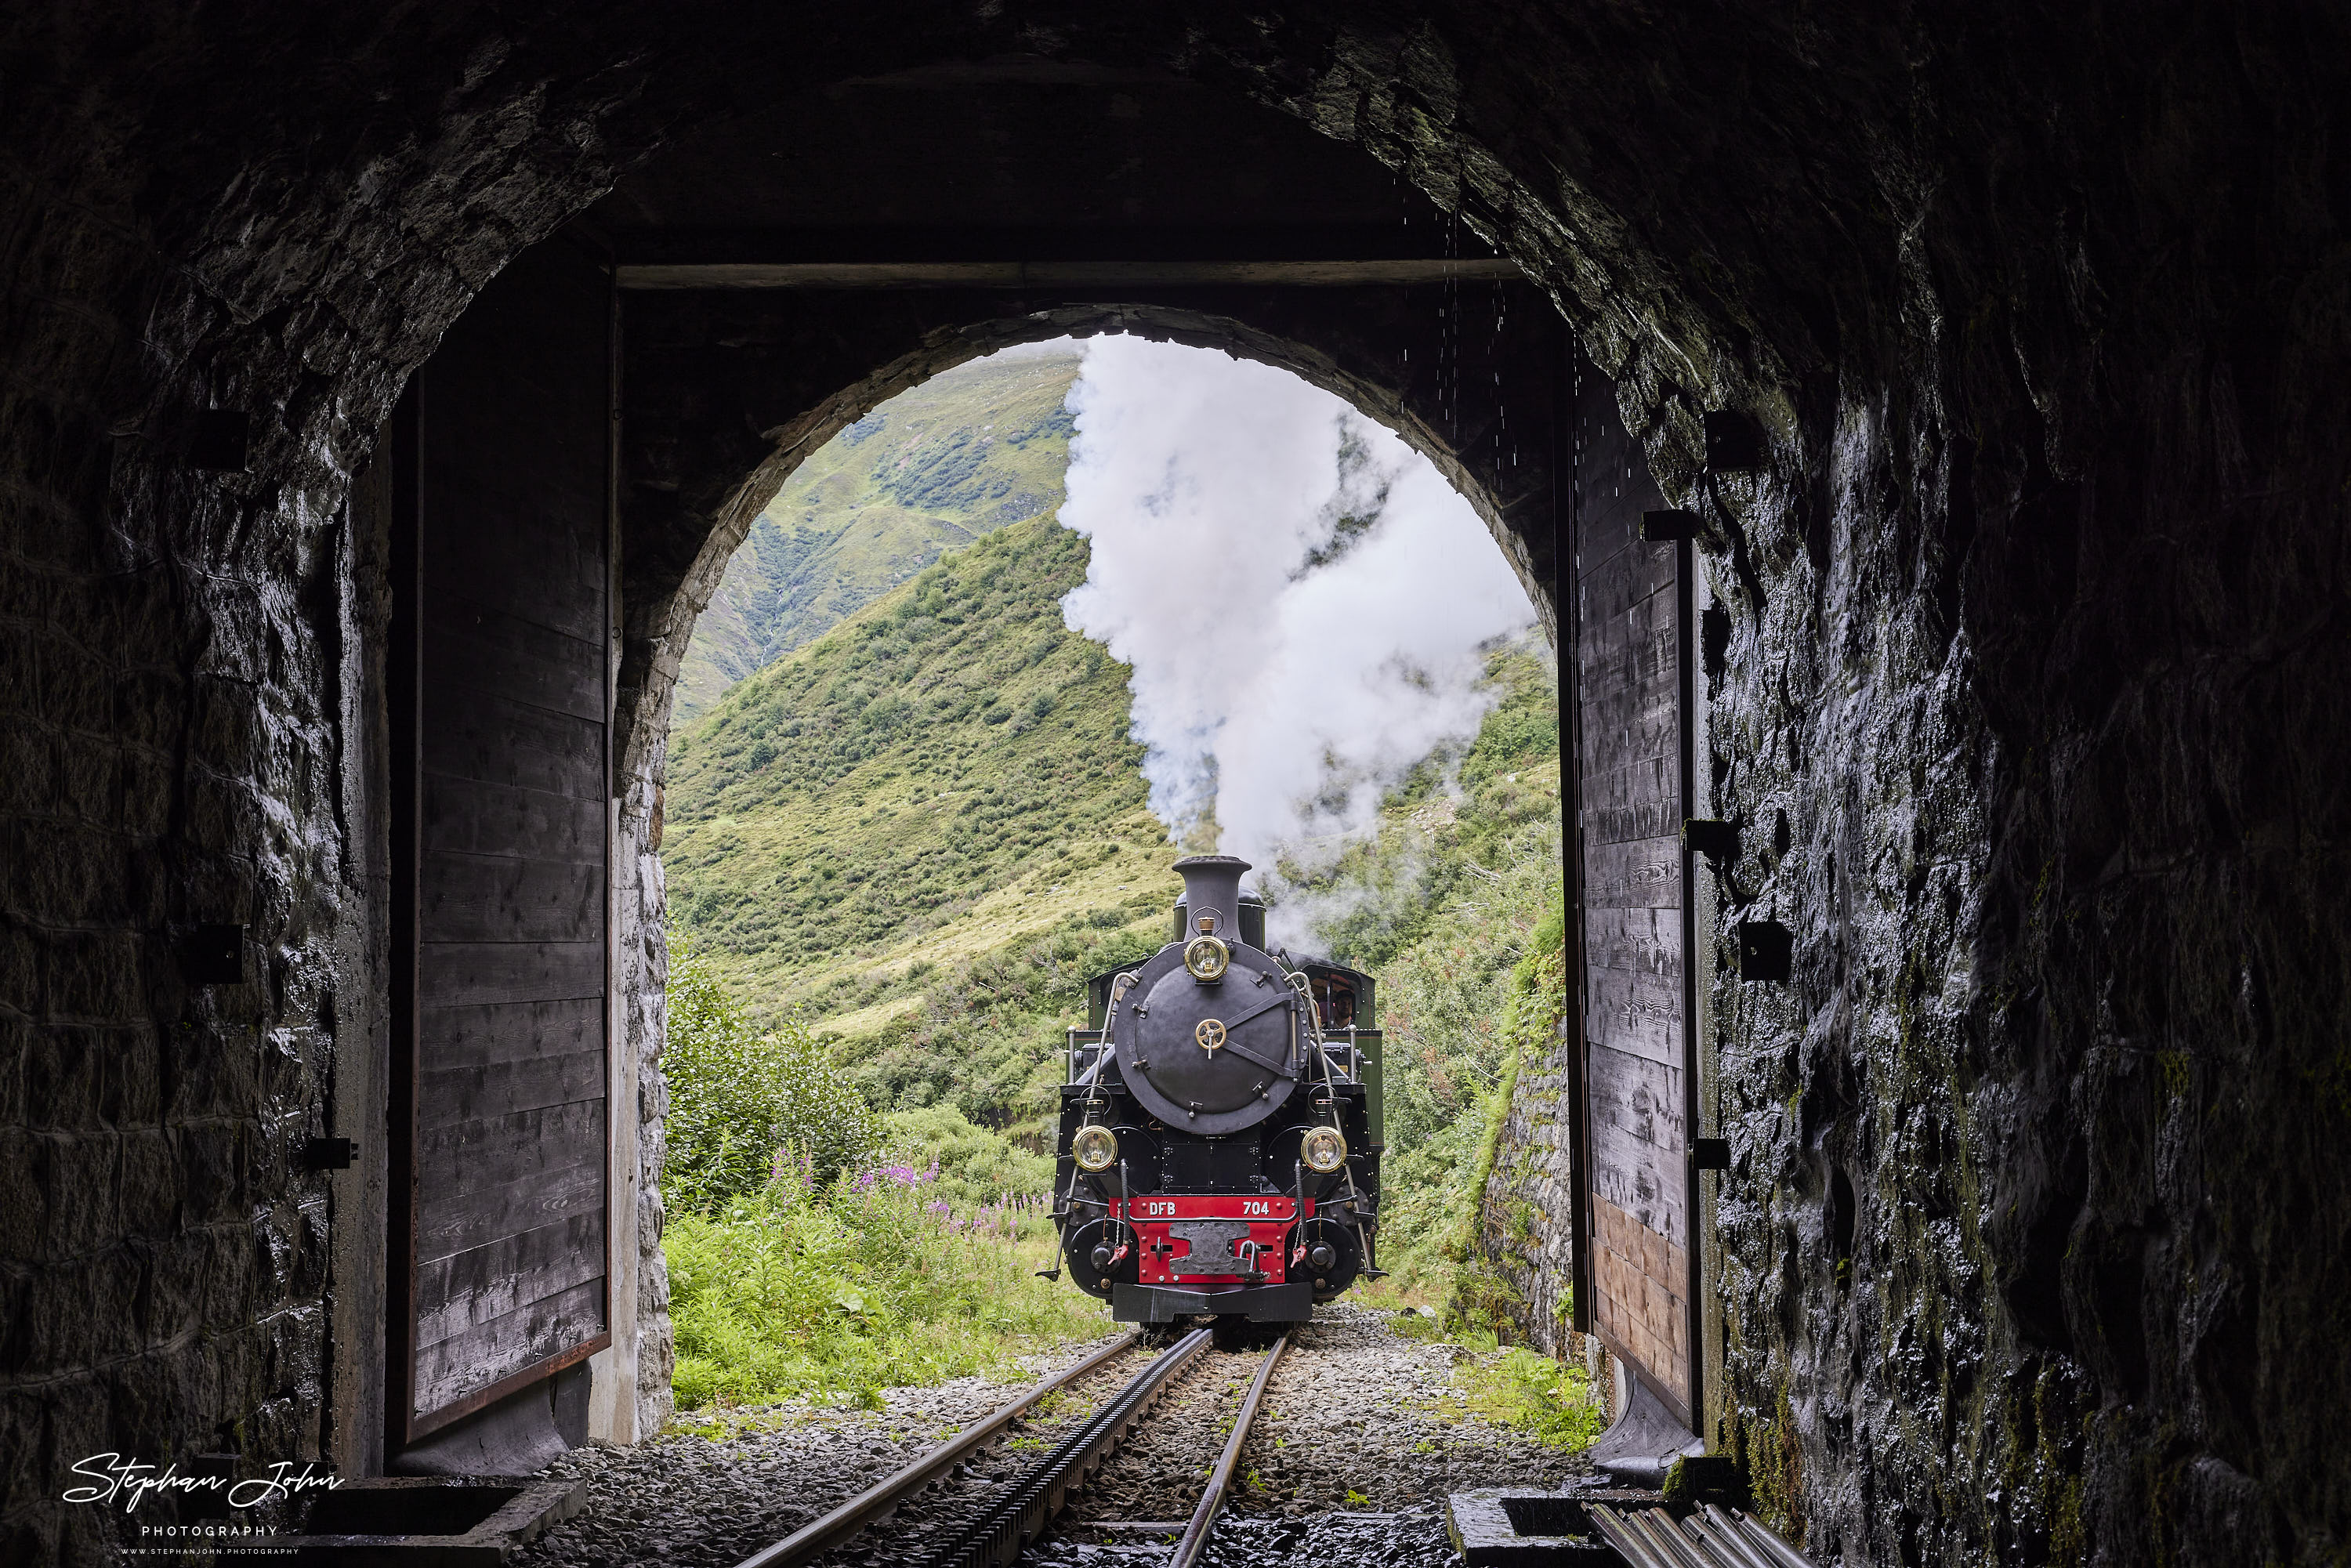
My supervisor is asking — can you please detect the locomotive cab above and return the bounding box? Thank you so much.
[1052,856,1385,1326]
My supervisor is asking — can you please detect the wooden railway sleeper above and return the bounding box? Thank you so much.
[731,1331,1142,1568]
[917,1327,1216,1568]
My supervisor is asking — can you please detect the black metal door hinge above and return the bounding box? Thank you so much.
[185,408,252,472]
[1704,411,1767,473]
[305,1136,357,1171]
[179,924,247,987]
[1682,817,1740,861]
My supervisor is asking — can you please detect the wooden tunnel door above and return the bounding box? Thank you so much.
[1572,362,1700,1430]
[390,240,615,1446]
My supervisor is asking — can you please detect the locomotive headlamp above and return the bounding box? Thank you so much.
[1071,1124,1119,1172]
[1183,934,1230,983]
[1300,1125,1348,1174]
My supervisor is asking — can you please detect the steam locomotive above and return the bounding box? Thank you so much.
[1049,856,1386,1326]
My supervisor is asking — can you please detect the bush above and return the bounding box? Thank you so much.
[666,1164,1107,1411]
[878,1103,1055,1219]
[665,943,878,1215]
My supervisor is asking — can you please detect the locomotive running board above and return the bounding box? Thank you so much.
[1112,1282,1312,1323]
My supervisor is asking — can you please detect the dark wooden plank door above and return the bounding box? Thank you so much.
[393,241,614,1443]
[1572,364,1698,1428]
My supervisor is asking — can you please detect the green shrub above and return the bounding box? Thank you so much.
[665,1166,1107,1411]
[1452,1347,1607,1451]
[878,1103,1055,1219]
[664,944,879,1215]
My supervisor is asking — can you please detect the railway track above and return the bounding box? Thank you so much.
[730,1329,1289,1568]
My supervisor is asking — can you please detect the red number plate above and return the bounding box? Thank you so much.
[1120,1194,1299,1221]
[1117,1194,1314,1286]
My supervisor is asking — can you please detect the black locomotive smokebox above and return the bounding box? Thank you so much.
[1134,964,1293,1117]
[1113,856,1302,1136]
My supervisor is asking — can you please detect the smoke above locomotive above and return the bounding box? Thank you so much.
[1049,856,1386,1326]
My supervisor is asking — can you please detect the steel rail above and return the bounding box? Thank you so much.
[1632,1505,1716,1568]
[730,1329,1142,1568]
[1692,1506,1784,1568]
[918,1327,1217,1568]
[1625,1504,1711,1568]
[1166,1334,1288,1568]
[1727,1508,1820,1568]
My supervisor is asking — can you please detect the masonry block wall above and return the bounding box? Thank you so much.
[1469,1022,1579,1356]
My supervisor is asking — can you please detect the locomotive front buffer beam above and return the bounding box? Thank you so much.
[1112,1282,1315,1324]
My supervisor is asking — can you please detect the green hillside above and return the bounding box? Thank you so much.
[666,505,1561,1161]
[1232,641,1566,1320]
[673,349,1084,725]
[665,515,1185,1132]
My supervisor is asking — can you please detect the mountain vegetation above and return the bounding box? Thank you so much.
[667,506,1563,1295]
[664,512,1183,1145]
[1255,648,1568,1320]
[656,359,1575,1422]
[673,348,1083,724]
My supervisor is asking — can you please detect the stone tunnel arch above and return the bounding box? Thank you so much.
[365,215,1580,1467]
[596,280,1578,1436]
[617,294,1565,783]
[2,8,2344,1564]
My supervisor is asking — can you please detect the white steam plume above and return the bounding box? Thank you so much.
[1056,336,1536,935]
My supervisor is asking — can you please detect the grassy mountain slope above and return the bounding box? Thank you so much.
[673,349,1084,724]
[667,529,1562,1164]
[665,515,1184,1132]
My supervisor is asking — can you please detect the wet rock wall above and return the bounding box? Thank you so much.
[0,5,2342,1565]
[1469,1028,1578,1358]
[1259,12,2351,1563]
[0,17,655,1559]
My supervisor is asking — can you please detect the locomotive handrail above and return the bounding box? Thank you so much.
[730,1329,1143,1568]
[1064,1027,1107,1086]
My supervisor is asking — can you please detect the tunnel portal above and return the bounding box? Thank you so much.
[1,9,2346,1566]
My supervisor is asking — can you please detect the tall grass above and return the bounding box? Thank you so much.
[667,1161,1107,1412]
[662,938,1105,1416]
[1449,1347,1608,1450]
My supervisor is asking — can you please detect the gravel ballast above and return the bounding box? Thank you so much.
[506,1306,1590,1567]
[508,1334,1147,1568]
[1236,1304,1591,1515]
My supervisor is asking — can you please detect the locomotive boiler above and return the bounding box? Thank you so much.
[1049,855,1385,1326]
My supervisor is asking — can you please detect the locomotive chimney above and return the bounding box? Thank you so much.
[1172,855,1251,943]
